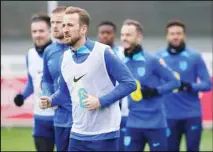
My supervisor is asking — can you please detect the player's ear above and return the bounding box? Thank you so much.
[137,33,143,43]
[81,25,88,35]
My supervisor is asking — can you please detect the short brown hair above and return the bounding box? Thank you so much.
[52,6,67,14]
[123,19,143,34]
[31,12,51,28]
[166,20,186,32]
[65,6,91,26]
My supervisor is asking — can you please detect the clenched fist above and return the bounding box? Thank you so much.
[39,96,52,109]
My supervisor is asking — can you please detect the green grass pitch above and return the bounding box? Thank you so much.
[1,127,212,151]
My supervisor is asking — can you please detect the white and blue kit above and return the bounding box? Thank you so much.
[22,47,55,141]
[50,39,136,151]
[113,45,129,151]
[41,41,72,151]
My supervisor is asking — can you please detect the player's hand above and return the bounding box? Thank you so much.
[179,81,192,92]
[14,94,24,107]
[82,93,101,110]
[51,106,58,110]
[39,96,51,109]
[141,86,159,99]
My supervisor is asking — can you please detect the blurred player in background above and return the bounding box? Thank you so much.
[119,19,180,151]
[39,6,136,151]
[97,20,129,151]
[13,13,55,151]
[41,7,72,152]
[156,20,212,151]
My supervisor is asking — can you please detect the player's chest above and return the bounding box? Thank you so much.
[28,58,43,79]
[126,61,153,82]
[163,56,195,75]
[47,52,63,76]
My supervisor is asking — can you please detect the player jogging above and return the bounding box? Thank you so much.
[13,13,55,151]
[39,6,137,151]
[41,7,72,151]
[156,20,212,151]
[119,19,180,151]
[97,20,129,151]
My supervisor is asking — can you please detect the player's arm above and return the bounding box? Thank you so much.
[14,54,34,106]
[153,57,181,95]
[41,49,54,96]
[191,54,212,92]
[98,48,137,108]
[49,56,71,107]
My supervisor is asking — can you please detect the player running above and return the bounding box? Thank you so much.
[156,20,212,151]
[39,6,136,151]
[41,7,72,152]
[13,13,55,151]
[97,20,129,151]
[119,19,180,151]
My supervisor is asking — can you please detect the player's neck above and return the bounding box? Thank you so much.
[59,38,67,44]
[71,37,87,51]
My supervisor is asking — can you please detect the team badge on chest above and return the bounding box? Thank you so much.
[137,67,146,77]
[179,61,188,71]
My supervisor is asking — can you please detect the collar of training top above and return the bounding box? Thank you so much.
[71,38,95,54]
[167,42,186,55]
[35,40,52,55]
[124,44,144,59]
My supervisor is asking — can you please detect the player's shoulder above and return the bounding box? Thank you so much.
[185,47,201,56]
[43,42,58,55]
[143,50,164,65]
[182,47,202,61]
[155,47,169,58]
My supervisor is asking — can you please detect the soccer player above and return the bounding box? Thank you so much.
[97,20,129,151]
[39,6,137,151]
[13,13,55,151]
[41,7,72,151]
[119,19,180,151]
[156,20,212,151]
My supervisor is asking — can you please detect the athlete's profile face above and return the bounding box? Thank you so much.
[167,26,185,47]
[120,25,141,50]
[62,13,87,46]
[51,12,65,39]
[98,25,115,46]
[31,21,51,47]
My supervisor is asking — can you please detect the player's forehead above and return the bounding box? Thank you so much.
[63,13,80,24]
[31,21,49,30]
[121,24,137,34]
[167,25,184,33]
[51,12,64,21]
[98,25,114,32]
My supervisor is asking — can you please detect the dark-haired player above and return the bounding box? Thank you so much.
[97,21,128,151]
[156,20,212,151]
[13,13,55,151]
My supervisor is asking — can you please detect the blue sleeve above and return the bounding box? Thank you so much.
[153,57,180,94]
[41,49,54,96]
[99,48,137,108]
[22,54,34,100]
[191,54,212,91]
[50,56,71,107]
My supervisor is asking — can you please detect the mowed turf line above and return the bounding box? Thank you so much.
[1,127,212,151]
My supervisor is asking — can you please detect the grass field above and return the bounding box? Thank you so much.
[1,127,212,151]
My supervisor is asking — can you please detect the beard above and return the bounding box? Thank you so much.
[54,33,64,40]
[65,34,81,47]
[168,40,186,54]
[123,42,138,57]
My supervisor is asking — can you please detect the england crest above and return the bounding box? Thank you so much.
[179,61,188,71]
[137,67,146,77]
[124,136,131,146]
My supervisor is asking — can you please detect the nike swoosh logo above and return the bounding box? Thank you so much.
[73,74,86,82]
